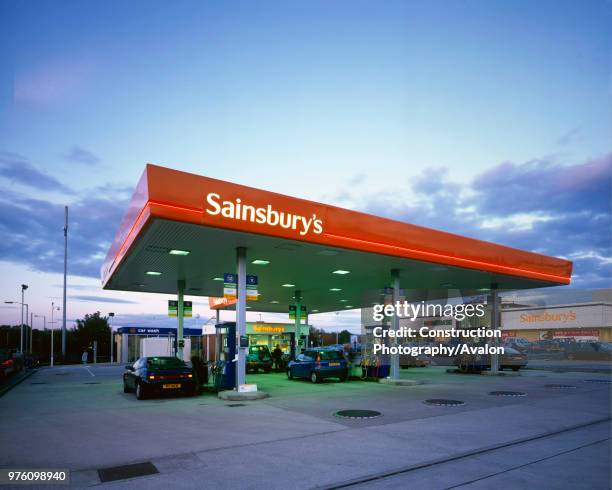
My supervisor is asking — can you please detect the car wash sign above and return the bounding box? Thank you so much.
[224,273,258,301]
[168,300,192,317]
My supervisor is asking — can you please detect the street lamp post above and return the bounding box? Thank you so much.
[108,312,115,363]
[30,311,34,353]
[50,303,60,367]
[4,300,28,353]
[34,315,46,357]
[20,284,28,353]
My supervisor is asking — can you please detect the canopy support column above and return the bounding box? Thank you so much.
[390,269,401,380]
[177,280,185,360]
[490,283,500,374]
[294,290,302,358]
[236,247,247,388]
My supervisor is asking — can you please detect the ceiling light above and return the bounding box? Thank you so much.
[339,299,348,302]
[332,270,350,275]
[270,300,279,304]
[145,271,162,276]
[251,259,270,265]
[329,288,342,292]
[282,284,295,288]
[212,277,223,281]
[344,306,353,308]
[311,309,319,313]
[169,249,190,256]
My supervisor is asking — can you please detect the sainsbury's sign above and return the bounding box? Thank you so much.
[205,192,323,236]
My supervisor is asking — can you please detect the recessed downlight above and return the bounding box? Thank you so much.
[332,270,350,275]
[311,309,319,313]
[329,288,342,292]
[212,277,223,281]
[251,259,270,265]
[282,284,295,288]
[344,305,353,308]
[145,271,162,276]
[270,300,279,304]
[169,249,190,256]
[339,299,348,302]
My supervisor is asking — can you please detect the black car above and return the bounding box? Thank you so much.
[123,356,196,400]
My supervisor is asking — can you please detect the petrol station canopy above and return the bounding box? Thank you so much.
[102,164,572,313]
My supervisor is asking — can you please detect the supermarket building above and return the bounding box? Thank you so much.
[501,301,612,342]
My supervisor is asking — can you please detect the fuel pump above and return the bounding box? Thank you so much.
[215,322,236,390]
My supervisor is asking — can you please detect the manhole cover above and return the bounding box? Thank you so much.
[97,462,158,483]
[584,379,612,384]
[545,384,576,389]
[424,399,465,406]
[335,410,382,419]
[84,382,101,385]
[489,391,527,397]
[226,403,246,407]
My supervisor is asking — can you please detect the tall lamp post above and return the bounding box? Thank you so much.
[34,315,46,356]
[4,300,28,353]
[108,312,115,363]
[20,285,28,352]
[50,303,60,367]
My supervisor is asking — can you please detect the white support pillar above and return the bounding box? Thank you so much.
[294,290,302,357]
[177,280,185,360]
[390,269,401,379]
[236,247,247,388]
[490,284,500,374]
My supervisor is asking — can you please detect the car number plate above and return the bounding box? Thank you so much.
[328,362,340,366]
[162,383,181,389]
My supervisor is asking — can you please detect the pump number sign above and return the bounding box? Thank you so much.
[168,300,192,317]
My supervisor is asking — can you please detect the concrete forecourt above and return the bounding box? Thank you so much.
[0,364,609,488]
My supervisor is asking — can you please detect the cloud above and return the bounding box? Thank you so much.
[0,152,74,193]
[14,57,95,107]
[556,127,582,146]
[69,295,138,304]
[65,146,100,165]
[0,180,130,279]
[351,153,612,289]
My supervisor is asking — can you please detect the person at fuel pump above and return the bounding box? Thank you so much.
[272,344,283,372]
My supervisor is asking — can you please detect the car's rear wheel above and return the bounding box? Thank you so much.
[136,382,147,400]
[287,369,293,380]
[310,371,320,384]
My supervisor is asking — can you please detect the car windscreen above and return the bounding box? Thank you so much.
[146,357,187,369]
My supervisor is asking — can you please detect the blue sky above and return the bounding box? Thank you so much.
[0,0,610,331]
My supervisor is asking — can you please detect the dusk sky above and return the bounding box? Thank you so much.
[0,0,610,332]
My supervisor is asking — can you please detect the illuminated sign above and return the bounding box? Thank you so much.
[206,192,323,236]
[520,311,576,323]
[253,325,286,333]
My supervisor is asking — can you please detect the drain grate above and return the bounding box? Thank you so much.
[545,384,576,389]
[584,379,612,384]
[489,391,527,397]
[424,399,465,406]
[97,462,158,483]
[335,410,381,419]
[226,403,246,407]
[84,382,101,385]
